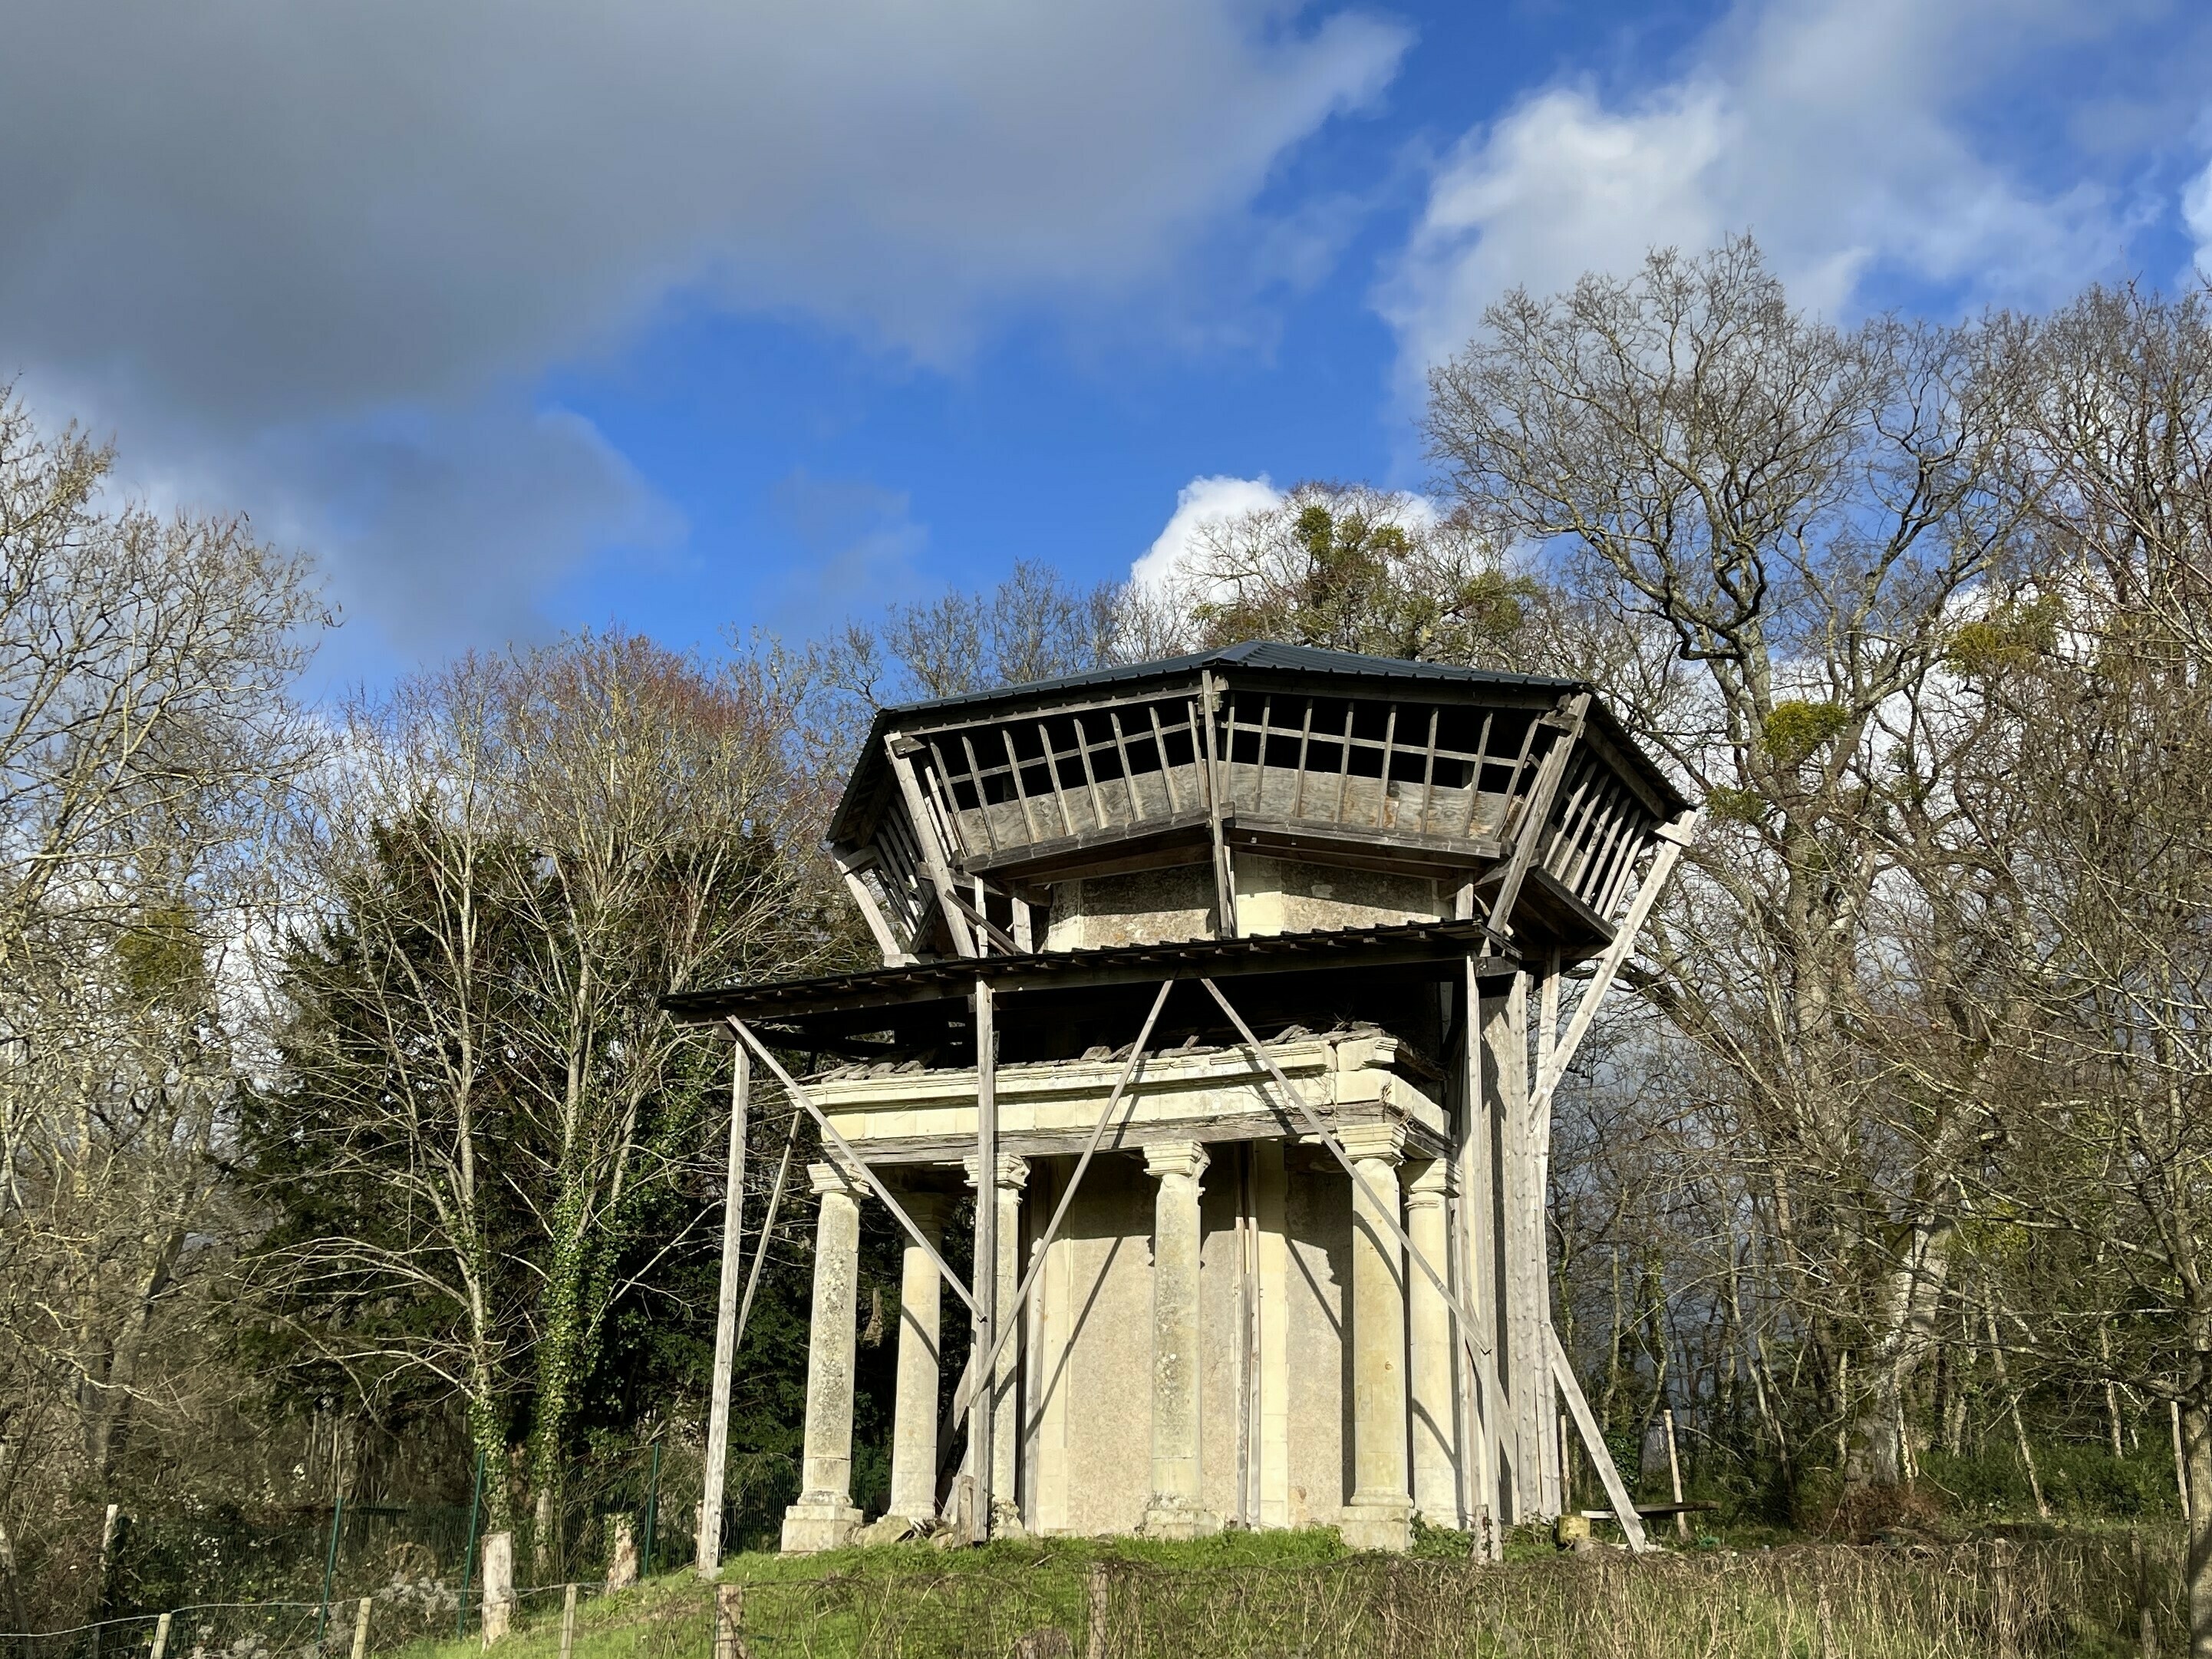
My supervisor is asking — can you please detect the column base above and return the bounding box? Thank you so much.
[780,1496,862,1554]
[1140,1496,1222,1541]
[1338,1493,1414,1553]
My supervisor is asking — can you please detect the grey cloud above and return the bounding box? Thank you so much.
[1,0,1409,658]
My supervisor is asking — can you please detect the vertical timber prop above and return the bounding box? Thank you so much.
[697,1042,749,1577]
[971,977,999,1539]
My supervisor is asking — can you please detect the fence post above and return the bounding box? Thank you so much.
[559,1585,578,1659]
[641,1443,661,1578]
[457,1448,486,1641]
[606,1517,638,1591]
[149,1614,172,1659]
[1084,1564,1109,1659]
[315,1493,346,1646]
[480,1531,516,1647]
[1663,1408,1689,1539]
[351,1596,372,1659]
[713,1583,744,1659]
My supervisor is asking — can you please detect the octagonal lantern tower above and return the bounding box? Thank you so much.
[668,642,1693,1558]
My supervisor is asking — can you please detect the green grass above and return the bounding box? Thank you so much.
[387,1522,2184,1659]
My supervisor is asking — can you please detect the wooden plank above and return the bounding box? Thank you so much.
[1034,722,1076,838]
[1333,701,1356,823]
[1459,711,1496,839]
[1549,1324,1649,1551]
[948,980,1174,1433]
[971,976,998,1536]
[1202,978,1498,1404]
[1528,810,1698,1121]
[726,1019,976,1313]
[957,733,1004,853]
[1200,671,1238,935]
[1146,704,1183,813]
[885,737,977,958]
[697,1043,749,1575]
[1456,954,1503,1554]
[1488,696,1590,938]
[1000,727,1043,843]
[1376,703,1399,830]
[1418,705,1441,836]
[1070,713,1109,833]
[1291,698,1316,819]
[838,863,907,964]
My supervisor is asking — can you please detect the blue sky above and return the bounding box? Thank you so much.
[6,0,2210,688]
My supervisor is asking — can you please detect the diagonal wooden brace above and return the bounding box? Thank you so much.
[946,978,1176,1433]
[727,1017,978,1316]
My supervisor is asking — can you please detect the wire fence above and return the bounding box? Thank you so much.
[5,1531,2184,1659]
[15,1437,740,1659]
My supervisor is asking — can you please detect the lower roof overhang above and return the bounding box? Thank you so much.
[662,917,1520,1050]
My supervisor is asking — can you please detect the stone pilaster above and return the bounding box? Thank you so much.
[964,1153,1030,1535]
[1339,1123,1414,1552]
[780,1161,866,1553]
[887,1189,950,1523]
[1406,1158,1462,1528]
[1141,1139,1219,1538]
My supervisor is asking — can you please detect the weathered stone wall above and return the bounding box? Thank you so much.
[1041,856,1446,951]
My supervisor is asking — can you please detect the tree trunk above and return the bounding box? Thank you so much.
[1846,1215,1954,1489]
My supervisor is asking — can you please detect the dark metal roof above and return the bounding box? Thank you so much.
[878,641,1580,721]
[663,916,1519,1034]
[828,640,1687,844]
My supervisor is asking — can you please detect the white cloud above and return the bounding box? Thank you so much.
[0,0,1409,660]
[1380,0,2126,385]
[2185,151,2212,279]
[1131,474,1284,592]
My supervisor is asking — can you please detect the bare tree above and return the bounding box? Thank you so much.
[1425,238,2024,1486]
[0,390,323,1615]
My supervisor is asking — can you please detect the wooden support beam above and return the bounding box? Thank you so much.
[725,1018,977,1315]
[946,979,1175,1434]
[1201,978,1489,1379]
[1550,1323,1649,1552]
[1199,670,1238,935]
[697,1044,748,1576]
[971,977,999,1538]
[1488,694,1590,938]
[1527,810,1699,1125]
[885,733,977,958]
[833,849,911,965]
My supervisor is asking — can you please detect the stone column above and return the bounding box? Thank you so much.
[1340,1123,1413,1552]
[1406,1158,1462,1528]
[965,1153,1030,1535]
[887,1189,949,1523]
[1142,1140,1218,1538]
[780,1161,865,1552]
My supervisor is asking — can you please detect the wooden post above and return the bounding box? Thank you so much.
[1548,1326,1648,1552]
[699,1042,750,1578]
[1084,1565,1109,1659]
[149,1613,172,1659]
[972,976,997,1539]
[713,1583,745,1659]
[559,1586,578,1659]
[605,1515,638,1591]
[2174,1400,2192,1526]
[1663,1407,1689,1539]
[480,1531,515,1647]
[351,1596,373,1659]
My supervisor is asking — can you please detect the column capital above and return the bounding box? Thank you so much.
[961,1152,1030,1192]
[1142,1139,1211,1182]
[1338,1122,1408,1166]
[808,1160,866,1199]
[1405,1156,1454,1207]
